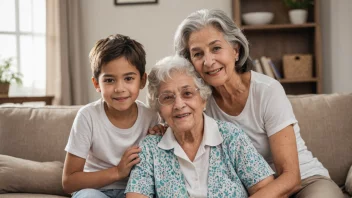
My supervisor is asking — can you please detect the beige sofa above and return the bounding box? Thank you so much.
[0,93,351,197]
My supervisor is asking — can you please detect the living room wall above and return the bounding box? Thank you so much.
[80,0,231,103]
[320,0,352,93]
[81,0,352,103]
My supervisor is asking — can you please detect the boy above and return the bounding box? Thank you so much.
[62,34,160,198]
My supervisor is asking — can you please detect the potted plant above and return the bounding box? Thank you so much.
[283,0,314,24]
[0,58,23,97]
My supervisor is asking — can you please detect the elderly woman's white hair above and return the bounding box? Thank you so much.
[147,55,212,111]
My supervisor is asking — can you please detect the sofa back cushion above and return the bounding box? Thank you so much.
[288,93,352,186]
[0,106,80,163]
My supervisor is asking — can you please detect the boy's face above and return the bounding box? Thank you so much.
[92,57,146,113]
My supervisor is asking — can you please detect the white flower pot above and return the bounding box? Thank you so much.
[289,9,308,24]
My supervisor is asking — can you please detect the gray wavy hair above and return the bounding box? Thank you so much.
[147,55,212,111]
[174,9,251,73]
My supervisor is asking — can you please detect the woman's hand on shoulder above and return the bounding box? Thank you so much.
[148,123,168,135]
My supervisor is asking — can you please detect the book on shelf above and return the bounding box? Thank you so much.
[260,56,275,79]
[252,59,263,74]
[267,58,282,79]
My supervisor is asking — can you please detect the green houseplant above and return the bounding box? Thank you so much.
[283,0,313,10]
[0,58,23,97]
[283,0,314,24]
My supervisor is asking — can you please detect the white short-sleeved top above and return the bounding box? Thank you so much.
[65,99,160,189]
[205,71,329,179]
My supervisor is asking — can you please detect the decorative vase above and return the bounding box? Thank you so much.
[289,9,308,24]
[0,83,10,97]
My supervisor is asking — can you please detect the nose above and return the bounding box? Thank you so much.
[203,52,214,67]
[173,94,186,110]
[114,80,125,93]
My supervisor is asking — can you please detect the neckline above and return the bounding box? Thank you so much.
[210,71,254,119]
[100,99,140,132]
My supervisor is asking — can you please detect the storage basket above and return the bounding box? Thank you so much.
[283,54,312,79]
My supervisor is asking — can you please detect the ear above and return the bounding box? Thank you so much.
[233,43,240,58]
[140,73,147,89]
[91,77,101,92]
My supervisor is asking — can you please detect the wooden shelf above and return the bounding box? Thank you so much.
[279,78,318,83]
[242,23,316,31]
[233,0,322,94]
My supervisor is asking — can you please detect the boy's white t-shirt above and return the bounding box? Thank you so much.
[205,71,329,179]
[65,99,160,190]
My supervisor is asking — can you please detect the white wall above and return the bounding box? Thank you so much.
[81,0,352,103]
[321,0,352,93]
[80,0,231,103]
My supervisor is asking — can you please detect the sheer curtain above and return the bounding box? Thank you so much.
[46,0,88,105]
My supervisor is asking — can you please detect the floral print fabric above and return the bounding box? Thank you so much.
[126,120,274,197]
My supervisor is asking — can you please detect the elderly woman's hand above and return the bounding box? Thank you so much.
[148,123,168,136]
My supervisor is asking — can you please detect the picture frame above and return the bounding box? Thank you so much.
[115,0,158,5]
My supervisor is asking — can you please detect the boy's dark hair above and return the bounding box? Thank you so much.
[89,34,146,80]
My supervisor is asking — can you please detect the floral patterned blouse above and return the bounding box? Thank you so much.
[125,119,274,198]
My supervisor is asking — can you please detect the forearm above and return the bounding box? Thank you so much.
[250,171,300,198]
[62,167,120,194]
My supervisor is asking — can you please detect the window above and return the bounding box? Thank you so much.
[0,0,46,96]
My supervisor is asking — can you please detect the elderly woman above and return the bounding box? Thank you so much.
[125,55,274,197]
[174,9,344,198]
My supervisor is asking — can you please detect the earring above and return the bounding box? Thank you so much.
[235,57,239,62]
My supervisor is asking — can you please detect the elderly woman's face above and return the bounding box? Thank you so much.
[158,71,206,133]
[188,25,239,87]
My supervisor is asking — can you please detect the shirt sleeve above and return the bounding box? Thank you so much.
[125,136,155,197]
[227,126,274,188]
[64,111,92,159]
[262,81,298,137]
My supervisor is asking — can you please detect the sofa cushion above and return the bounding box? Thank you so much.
[0,106,80,162]
[0,193,68,198]
[346,165,352,196]
[0,155,69,196]
[288,93,352,186]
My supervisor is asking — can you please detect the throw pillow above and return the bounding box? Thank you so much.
[346,165,352,196]
[0,154,68,196]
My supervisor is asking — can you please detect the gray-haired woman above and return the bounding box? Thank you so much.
[174,9,344,198]
[125,55,274,197]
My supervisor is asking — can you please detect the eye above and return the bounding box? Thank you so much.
[213,46,221,52]
[125,76,134,81]
[103,78,114,83]
[192,52,203,58]
[161,94,174,100]
[182,91,194,98]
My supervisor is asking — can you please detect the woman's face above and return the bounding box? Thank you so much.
[158,71,206,134]
[188,25,239,87]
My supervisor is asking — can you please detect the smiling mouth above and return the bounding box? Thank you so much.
[113,97,129,101]
[206,67,223,75]
[174,113,191,118]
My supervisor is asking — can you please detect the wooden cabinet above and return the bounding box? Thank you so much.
[233,0,322,94]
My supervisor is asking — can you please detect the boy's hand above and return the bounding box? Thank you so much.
[115,146,141,180]
[148,123,168,136]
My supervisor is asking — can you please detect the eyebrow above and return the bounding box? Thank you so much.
[209,40,221,46]
[101,72,137,78]
[190,40,221,52]
[181,85,191,89]
[159,85,192,94]
[123,72,137,76]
